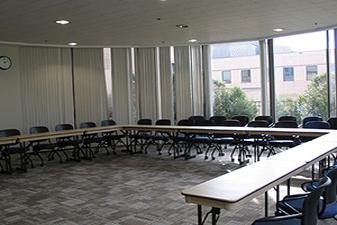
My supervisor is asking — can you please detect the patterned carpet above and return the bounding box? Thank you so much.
[0,146,335,225]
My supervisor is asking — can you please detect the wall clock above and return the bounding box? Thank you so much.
[0,56,12,70]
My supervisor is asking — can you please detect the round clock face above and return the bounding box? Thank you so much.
[0,56,12,70]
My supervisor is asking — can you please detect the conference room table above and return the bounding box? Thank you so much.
[181,128,337,225]
[0,124,336,225]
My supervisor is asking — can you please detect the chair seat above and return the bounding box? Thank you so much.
[32,143,57,151]
[320,202,337,219]
[1,147,23,155]
[278,196,324,215]
[213,137,234,144]
[151,134,170,141]
[191,136,212,143]
[269,140,297,147]
[253,218,300,225]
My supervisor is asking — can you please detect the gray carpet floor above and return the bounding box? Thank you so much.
[0,146,336,225]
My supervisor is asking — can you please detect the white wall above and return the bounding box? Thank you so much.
[0,44,23,131]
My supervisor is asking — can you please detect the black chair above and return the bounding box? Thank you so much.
[255,116,273,126]
[328,117,337,129]
[278,116,297,122]
[100,119,125,154]
[277,166,337,221]
[0,129,23,173]
[129,119,153,153]
[264,121,300,157]
[302,116,323,127]
[151,119,172,154]
[206,119,240,161]
[190,119,214,157]
[53,124,81,162]
[168,119,193,159]
[242,120,270,162]
[252,176,331,225]
[80,122,99,159]
[28,126,57,167]
[209,116,227,125]
[231,115,249,126]
[301,121,331,142]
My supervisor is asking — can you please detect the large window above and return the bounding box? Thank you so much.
[274,31,328,121]
[211,41,261,119]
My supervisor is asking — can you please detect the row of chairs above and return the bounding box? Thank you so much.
[0,120,125,173]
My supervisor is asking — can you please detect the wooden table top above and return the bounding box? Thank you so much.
[181,160,306,210]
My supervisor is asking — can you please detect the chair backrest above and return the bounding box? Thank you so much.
[194,119,214,126]
[188,116,205,125]
[302,116,323,126]
[221,119,241,127]
[303,121,330,129]
[209,116,227,125]
[273,121,298,128]
[0,129,21,137]
[29,126,49,134]
[231,115,249,126]
[137,119,152,125]
[278,116,297,122]
[302,176,331,225]
[247,120,269,128]
[155,119,171,126]
[327,117,337,129]
[324,167,337,204]
[101,119,116,126]
[177,119,193,126]
[254,116,273,125]
[55,124,74,131]
[80,122,97,129]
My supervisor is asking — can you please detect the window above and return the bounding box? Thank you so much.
[241,69,251,83]
[221,70,232,83]
[306,65,318,80]
[274,31,328,121]
[210,41,261,118]
[283,67,294,81]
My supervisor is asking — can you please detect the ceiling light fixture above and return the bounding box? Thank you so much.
[176,24,189,29]
[56,20,70,25]
[67,42,78,46]
[273,28,284,32]
[188,39,197,43]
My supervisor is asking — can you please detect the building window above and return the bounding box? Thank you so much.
[221,70,232,84]
[283,67,294,81]
[306,65,318,80]
[241,69,251,83]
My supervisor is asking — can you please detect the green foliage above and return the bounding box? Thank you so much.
[276,74,328,121]
[213,81,258,119]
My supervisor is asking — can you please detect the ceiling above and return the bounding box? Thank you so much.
[1,0,337,47]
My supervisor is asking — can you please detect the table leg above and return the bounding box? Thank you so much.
[211,208,220,225]
[197,205,202,225]
[265,191,268,217]
[311,164,315,180]
[287,179,291,196]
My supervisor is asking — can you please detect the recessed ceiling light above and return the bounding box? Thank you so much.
[159,0,167,1]
[176,24,189,29]
[56,20,70,25]
[67,42,78,46]
[188,39,197,43]
[273,28,284,32]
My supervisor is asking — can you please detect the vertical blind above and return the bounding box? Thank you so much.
[159,47,173,121]
[73,48,108,126]
[110,48,132,124]
[135,48,158,122]
[19,47,74,132]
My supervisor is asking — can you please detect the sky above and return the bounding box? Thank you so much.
[275,30,334,52]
